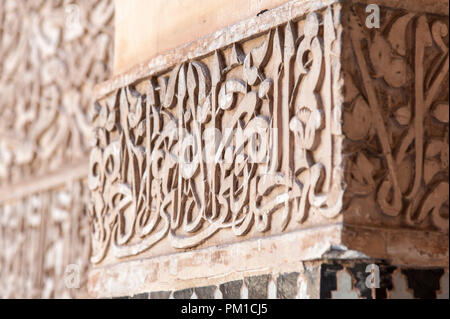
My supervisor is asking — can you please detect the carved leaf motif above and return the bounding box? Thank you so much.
[384,58,411,88]
[135,120,146,140]
[211,50,224,85]
[285,21,296,59]
[369,34,411,88]
[218,79,247,110]
[177,64,187,99]
[192,61,211,103]
[258,78,273,99]
[394,105,411,126]
[347,152,375,195]
[388,13,415,56]
[127,93,144,128]
[344,72,359,103]
[105,111,116,131]
[424,159,441,184]
[424,138,448,182]
[197,94,211,124]
[432,21,449,53]
[397,159,413,193]
[343,96,372,141]
[163,65,181,108]
[369,34,391,78]
[250,31,272,67]
[425,140,443,158]
[431,103,449,123]
[290,108,321,151]
[230,43,245,67]
[187,63,198,103]
[242,31,273,87]
[243,54,260,86]
[407,182,449,231]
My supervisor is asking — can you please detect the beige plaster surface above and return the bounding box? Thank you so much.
[109,0,449,94]
[114,0,288,74]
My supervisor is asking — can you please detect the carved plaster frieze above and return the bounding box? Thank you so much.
[89,1,449,269]
[90,5,345,264]
[0,0,114,186]
[0,0,114,299]
[0,180,91,298]
[342,4,449,232]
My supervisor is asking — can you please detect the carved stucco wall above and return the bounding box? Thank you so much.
[90,0,449,265]
[0,0,114,298]
[88,0,448,298]
[342,3,449,232]
[0,0,447,299]
[90,5,345,265]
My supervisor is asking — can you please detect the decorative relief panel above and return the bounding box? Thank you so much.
[0,0,113,298]
[342,4,449,231]
[90,6,345,264]
[0,0,114,186]
[0,180,91,298]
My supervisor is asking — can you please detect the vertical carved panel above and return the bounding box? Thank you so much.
[90,5,345,264]
[0,0,113,298]
[343,4,449,231]
[0,0,114,186]
[0,181,91,298]
[41,181,92,298]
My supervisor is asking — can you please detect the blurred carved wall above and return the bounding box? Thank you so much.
[0,0,114,298]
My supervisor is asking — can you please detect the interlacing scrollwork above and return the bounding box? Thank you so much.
[344,5,449,231]
[0,0,113,298]
[0,0,114,186]
[0,181,91,298]
[90,6,345,263]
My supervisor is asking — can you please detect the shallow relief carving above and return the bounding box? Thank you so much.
[0,0,114,298]
[343,5,449,231]
[0,180,91,298]
[0,0,114,186]
[90,6,346,264]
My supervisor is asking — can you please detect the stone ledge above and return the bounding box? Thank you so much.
[109,263,449,299]
[88,224,448,297]
[88,224,343,298]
